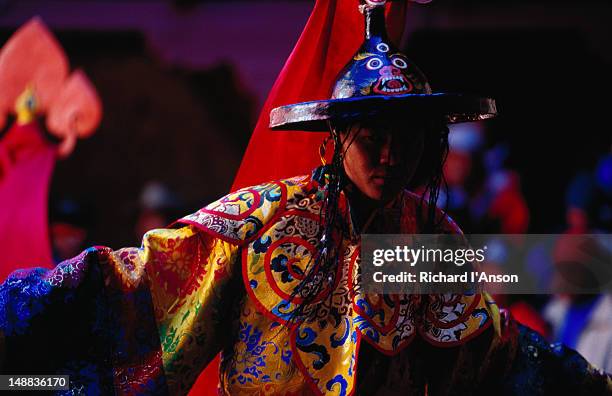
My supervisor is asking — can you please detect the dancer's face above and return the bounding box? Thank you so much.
[340,121,425,201]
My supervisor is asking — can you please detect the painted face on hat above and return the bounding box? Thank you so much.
[332,38,431,99]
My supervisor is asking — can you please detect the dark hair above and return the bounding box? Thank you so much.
[411,118,451,232]
[287,117,450,325]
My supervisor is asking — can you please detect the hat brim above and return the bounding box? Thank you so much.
[269,93,497,132]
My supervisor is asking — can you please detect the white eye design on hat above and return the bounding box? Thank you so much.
[376,43,390,53]
[391,57,408,69]
[366,57,384,70]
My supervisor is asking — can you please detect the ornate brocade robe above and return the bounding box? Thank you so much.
[1,170,610,395]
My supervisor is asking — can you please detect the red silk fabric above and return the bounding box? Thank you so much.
[0,121,55,281]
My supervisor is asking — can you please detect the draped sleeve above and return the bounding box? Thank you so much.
[0,225,240,395]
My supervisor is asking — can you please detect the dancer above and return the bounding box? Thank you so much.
[0,2,609,395]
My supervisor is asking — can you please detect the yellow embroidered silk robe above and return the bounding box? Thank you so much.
[2,171,609,395]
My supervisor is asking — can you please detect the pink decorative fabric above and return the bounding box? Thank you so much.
[0,121,55,280]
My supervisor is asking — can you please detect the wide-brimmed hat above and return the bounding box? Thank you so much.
[270,1,497,132]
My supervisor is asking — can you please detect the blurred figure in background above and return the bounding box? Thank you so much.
[436,124,530,235]
[134,181,184,241]
[441,125,545,334]
[543,157,612,372]
[49,198,93,262]
[439,121,485,233]
[477,142,530,234]
[477,145,539,333]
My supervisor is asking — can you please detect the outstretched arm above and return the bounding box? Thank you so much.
[0,225,240,395]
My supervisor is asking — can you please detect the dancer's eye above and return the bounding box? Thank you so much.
[362,132,383,144]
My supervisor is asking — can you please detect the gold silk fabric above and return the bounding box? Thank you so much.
[156,173,503,395]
